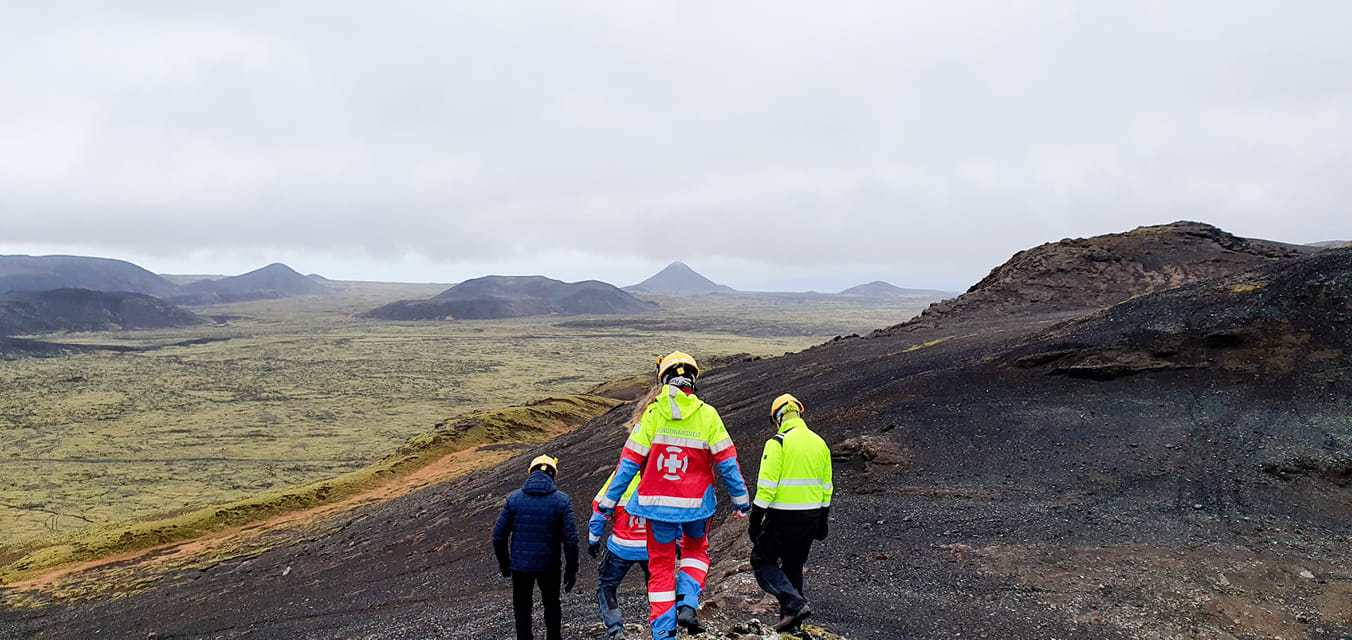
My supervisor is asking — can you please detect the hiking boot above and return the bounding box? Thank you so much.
[774,603,811,632]
[606,630,626,640]
[676,605,707,634]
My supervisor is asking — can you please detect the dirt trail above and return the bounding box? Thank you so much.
[4,444,520,600]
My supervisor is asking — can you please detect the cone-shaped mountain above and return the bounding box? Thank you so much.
[626,261,735,293]
[173,263,329,305]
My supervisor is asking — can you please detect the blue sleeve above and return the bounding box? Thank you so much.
[492,497,513,542]
[601,459,642,509]
[717,458,751,509]
[588,511,607,543]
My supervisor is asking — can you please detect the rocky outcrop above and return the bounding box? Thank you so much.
[1008,248,1352,380]
[884,221,1317,333]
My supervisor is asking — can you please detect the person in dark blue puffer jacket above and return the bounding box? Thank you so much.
[493,455,579,640]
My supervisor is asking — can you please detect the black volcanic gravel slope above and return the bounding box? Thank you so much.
[5,252,1352,639]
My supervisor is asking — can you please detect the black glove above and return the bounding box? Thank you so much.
[499,565,511,578]
[563,543,579,587]
[815,507,830,541]
[564,571,576,593]
[588,542,600,558]
[748,505,765,542]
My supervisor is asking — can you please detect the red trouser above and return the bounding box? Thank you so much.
[645,519,709,638]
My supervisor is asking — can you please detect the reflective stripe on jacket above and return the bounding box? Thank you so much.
[589,470,649,561]
[753,416,833,511]
[601,385,750,523]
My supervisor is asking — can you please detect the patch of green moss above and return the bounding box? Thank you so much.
[587,373,653,400]
[0,394,619,586]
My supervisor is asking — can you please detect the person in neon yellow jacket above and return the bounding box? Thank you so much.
[748,393,832,633]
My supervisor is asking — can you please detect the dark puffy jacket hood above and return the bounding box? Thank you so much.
[522,470,558,497]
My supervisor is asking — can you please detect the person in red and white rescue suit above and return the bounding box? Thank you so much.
[598,351,751,640]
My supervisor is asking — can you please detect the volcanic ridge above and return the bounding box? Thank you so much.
[890,221,1319,332]
[0,255,181,298]
[838,280,951,299]
[364,275,658,320]
[0,289,205,337]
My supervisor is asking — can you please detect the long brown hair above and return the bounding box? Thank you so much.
[627,383,661,428]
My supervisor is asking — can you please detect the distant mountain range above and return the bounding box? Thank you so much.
[0,255,330,306]
[625,261,949,300]
[0,255,330,339]
[364,275,657,320]
[626,262,735,293]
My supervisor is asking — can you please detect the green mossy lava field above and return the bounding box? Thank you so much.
[0,285,928,555]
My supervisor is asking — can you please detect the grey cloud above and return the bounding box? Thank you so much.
[1,1,1349,290]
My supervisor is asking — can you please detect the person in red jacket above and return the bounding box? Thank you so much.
[589,468,649,640]
[598,352,751,640]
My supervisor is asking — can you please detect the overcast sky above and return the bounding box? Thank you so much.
[1,2,1348,291]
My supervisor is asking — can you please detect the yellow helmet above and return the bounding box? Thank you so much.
[771,393,804,423]
[528,454,558,476]
[656,351,700,383]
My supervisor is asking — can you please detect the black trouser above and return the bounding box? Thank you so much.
[512,570,562,640]
[750,515,818,617]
